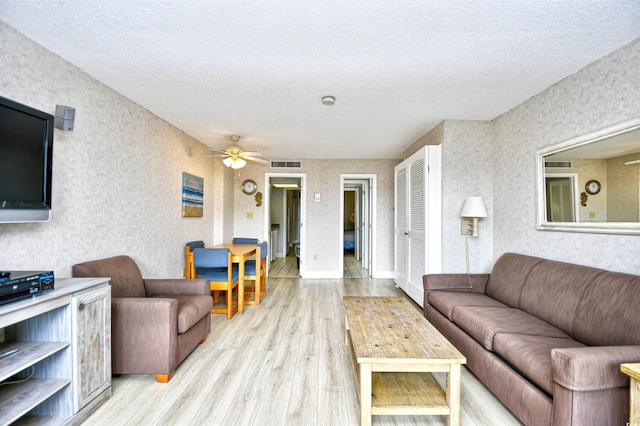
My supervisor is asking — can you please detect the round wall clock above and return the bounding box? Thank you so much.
[241,179,257,195]
[585,179,601,195]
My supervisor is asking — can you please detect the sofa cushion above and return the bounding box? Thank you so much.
[519,260,604,336]
[574,271,640,346]
[493,333,585,395]
[451,306,569,351]
[152,294,212,334]
[428,291,508,321]
[484,253,545,308]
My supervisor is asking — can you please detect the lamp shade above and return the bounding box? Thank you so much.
[231,158,246,169]
[461,197,487,218]
[223,157,247,169]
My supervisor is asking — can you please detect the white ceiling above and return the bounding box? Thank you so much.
[2,1,640,161]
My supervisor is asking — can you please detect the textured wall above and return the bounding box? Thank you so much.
[607,154,640,222]
[409,121,494,273]
[441,120,494,273]
[232,159,397,278]
[492,38,640,274]
[0,22,222,278]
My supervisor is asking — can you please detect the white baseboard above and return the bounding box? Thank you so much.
[301,271,342,279]
[300,270,395,279]
[372,270,395,279]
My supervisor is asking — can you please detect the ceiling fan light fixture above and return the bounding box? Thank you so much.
[321,95,336,105]
[222,156,247,169]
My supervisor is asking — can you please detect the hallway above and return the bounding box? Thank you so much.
[268,252,368,278]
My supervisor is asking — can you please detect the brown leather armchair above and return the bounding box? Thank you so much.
[72,255,212,383]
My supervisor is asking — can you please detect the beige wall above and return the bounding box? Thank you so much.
[231,159,397,278]
[0,22,228,278]
[492,38,640,274]
[608,153,640,222]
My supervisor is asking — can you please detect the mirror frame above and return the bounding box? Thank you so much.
[536,117,640,235]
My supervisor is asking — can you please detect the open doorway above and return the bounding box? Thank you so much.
[264,173,306,278]
[341,175,375,278]
[545,173,579,222]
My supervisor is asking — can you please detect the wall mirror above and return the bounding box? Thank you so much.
[536,117,640,234]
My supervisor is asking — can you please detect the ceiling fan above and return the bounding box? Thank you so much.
[206,135,270,169]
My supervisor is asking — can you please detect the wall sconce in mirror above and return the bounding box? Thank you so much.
[461,197,487,238]
[536,117,640,235]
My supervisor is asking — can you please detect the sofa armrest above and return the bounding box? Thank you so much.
[552,345,640,391]
[423,274,489,293]
[144,278,209,296]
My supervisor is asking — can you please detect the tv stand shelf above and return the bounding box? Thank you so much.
[0,378,70,425]
[0,278,111,425]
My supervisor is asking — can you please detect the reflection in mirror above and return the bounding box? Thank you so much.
[536,118,640,234]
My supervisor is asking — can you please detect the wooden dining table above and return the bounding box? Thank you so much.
[210,243,257,314]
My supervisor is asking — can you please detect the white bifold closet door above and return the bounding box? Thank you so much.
[394,145,442,307]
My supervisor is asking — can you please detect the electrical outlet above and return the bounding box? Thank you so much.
[313,254,318,261]
[589,211,596,219]
[461,218,473,235]
[182,268,186,278]
[246,211,253,219]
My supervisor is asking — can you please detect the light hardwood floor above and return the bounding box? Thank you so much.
[269,253,300,278]
[342,253,368,278]
[84,277,522,425]
[270,252,369,279]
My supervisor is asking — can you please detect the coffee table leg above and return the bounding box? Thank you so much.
[446,364,462,426]
[359,363,372,426]
[344,315,349,346]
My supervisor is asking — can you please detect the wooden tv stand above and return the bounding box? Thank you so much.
[0,277,111,425]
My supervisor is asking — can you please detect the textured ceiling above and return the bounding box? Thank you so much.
[2,1,640,160]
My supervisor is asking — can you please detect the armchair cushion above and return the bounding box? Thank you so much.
[151,294,212,333]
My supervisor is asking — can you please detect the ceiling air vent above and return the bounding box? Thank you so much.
[545,161,572,168]
[270,160,302,169]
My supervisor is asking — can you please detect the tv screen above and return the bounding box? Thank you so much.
[0,96,54,222]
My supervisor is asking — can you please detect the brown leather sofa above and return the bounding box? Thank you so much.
[73,255,212,383]
[424,252,640,425]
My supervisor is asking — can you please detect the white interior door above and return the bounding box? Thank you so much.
[394,145,442,307]
[545,174,577,222]
[394,167,408,291]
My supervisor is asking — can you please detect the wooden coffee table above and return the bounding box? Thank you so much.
[344,296,466,426]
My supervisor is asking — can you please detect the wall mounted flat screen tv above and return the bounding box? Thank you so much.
[0,96,54,222]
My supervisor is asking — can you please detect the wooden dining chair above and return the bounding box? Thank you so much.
[244,241,268,304]
[192,248,239,320]
[185,241,205,279]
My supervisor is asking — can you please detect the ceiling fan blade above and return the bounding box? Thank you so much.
[244,156,270,164]
[241,151,263,156]
[207,148,230,154]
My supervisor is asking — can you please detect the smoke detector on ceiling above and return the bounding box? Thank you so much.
[321,96,336,105]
